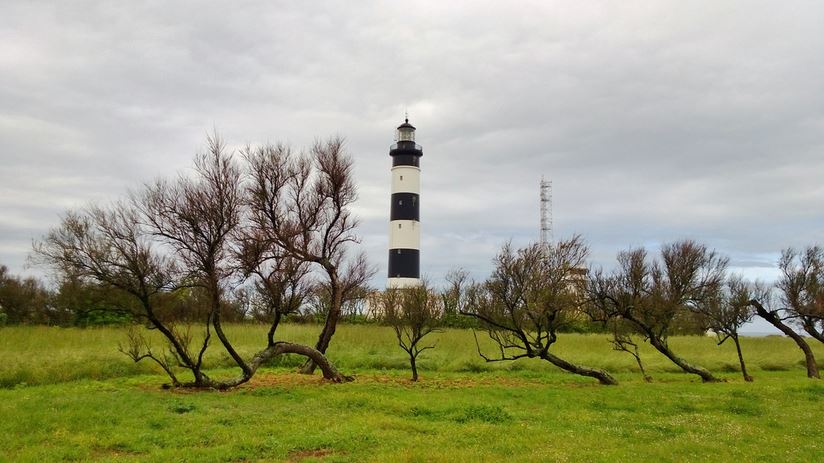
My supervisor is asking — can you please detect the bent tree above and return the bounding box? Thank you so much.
[244,139,374,374]
[778,246,824,343]
[745,246,822,379]
[694,276,757,382]
[35,202,220,387]
[746,248,822,379]
[462,237,618,385]
[35,135,353,388]
[587,240,726,383]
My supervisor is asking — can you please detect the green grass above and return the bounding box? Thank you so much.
[1,324,822,387]
[1,324,823,461]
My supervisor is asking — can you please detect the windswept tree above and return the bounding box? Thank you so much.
[462,237,618,385]
[587,240,726,383]
[36,135,355,388]
[34,202,205,386]
[747,246,821,379]
[234,237,352,382]
[139,137,248,381]
[374,283,441,381]
[778,246,824,343]
[694,276,757,382]
[244,139,374,374]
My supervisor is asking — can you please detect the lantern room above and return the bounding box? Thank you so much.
[395,119,416,142]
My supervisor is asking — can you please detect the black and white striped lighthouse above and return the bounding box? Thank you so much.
[387,118,422,288]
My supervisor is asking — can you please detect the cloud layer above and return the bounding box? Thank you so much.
[2,1,823,302]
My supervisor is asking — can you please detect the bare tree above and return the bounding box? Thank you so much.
[234,239,352,383]
[35,135,356,388]
[244,139,374,374]
[462,237,618,385]
[747,251,821,379]
[34,204,207,387]
[587,240,726,383]
[375,283,440,381]
[778,246,824,343]
[694,276,757,382]
[138,135,252,384]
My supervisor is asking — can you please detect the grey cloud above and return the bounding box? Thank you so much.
[1,1,822,300]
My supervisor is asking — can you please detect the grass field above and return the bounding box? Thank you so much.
[1,324,823,462]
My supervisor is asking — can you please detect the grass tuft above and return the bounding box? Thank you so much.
[452,405,512,424]
[169,401,197,414]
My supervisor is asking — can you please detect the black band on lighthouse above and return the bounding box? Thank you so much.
[390,192,419,221]
[391,155,420,167]
[388,249,420,278]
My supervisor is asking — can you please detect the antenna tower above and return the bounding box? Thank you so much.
[540,176,553,246]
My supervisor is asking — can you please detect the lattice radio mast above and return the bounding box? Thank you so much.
[540,176,553,246]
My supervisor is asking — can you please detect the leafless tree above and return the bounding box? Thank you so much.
[243,138,375,374]
[778,246,824,343]
[374,283,441,381]
[587,240,726,383]
[234,237,352,383]
[748,296,819,379]
[746,248,821,379]
[138,135,251,384]
[462,237,618,385]
[694,276,757,382]
[35,135,356,388]
[34,203,206,387]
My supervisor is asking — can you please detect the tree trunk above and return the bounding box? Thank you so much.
[186,341,353,390]
[541,351,618,385]
[410,355,418,382]
[301,276,343,374]
[647,334,720,383]
[802,320,824,344]
[209,280,252,377]
[750,300,820,379]
[731,334,753,382]
[634,355,652,383]
[275,342,353,383]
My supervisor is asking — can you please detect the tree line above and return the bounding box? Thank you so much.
[372,238,823,385]
[2,134,821,388]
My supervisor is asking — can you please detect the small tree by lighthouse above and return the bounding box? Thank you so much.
[388,118,422,289]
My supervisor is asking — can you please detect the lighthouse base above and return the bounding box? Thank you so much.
[387,277,421,289]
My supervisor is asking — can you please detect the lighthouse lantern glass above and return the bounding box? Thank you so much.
[397,127,415,142]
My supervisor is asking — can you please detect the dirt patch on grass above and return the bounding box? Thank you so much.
[286,448,338,462]
[244,371,547,390]
[137,371,598,393]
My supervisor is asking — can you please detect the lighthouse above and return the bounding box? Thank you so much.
[387,118,422,288]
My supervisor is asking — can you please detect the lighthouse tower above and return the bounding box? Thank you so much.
[387,118,422,288]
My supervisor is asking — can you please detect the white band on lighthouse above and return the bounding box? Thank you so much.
[391,166,420,193]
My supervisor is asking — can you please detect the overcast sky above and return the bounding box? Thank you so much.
[2,2,823,332]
